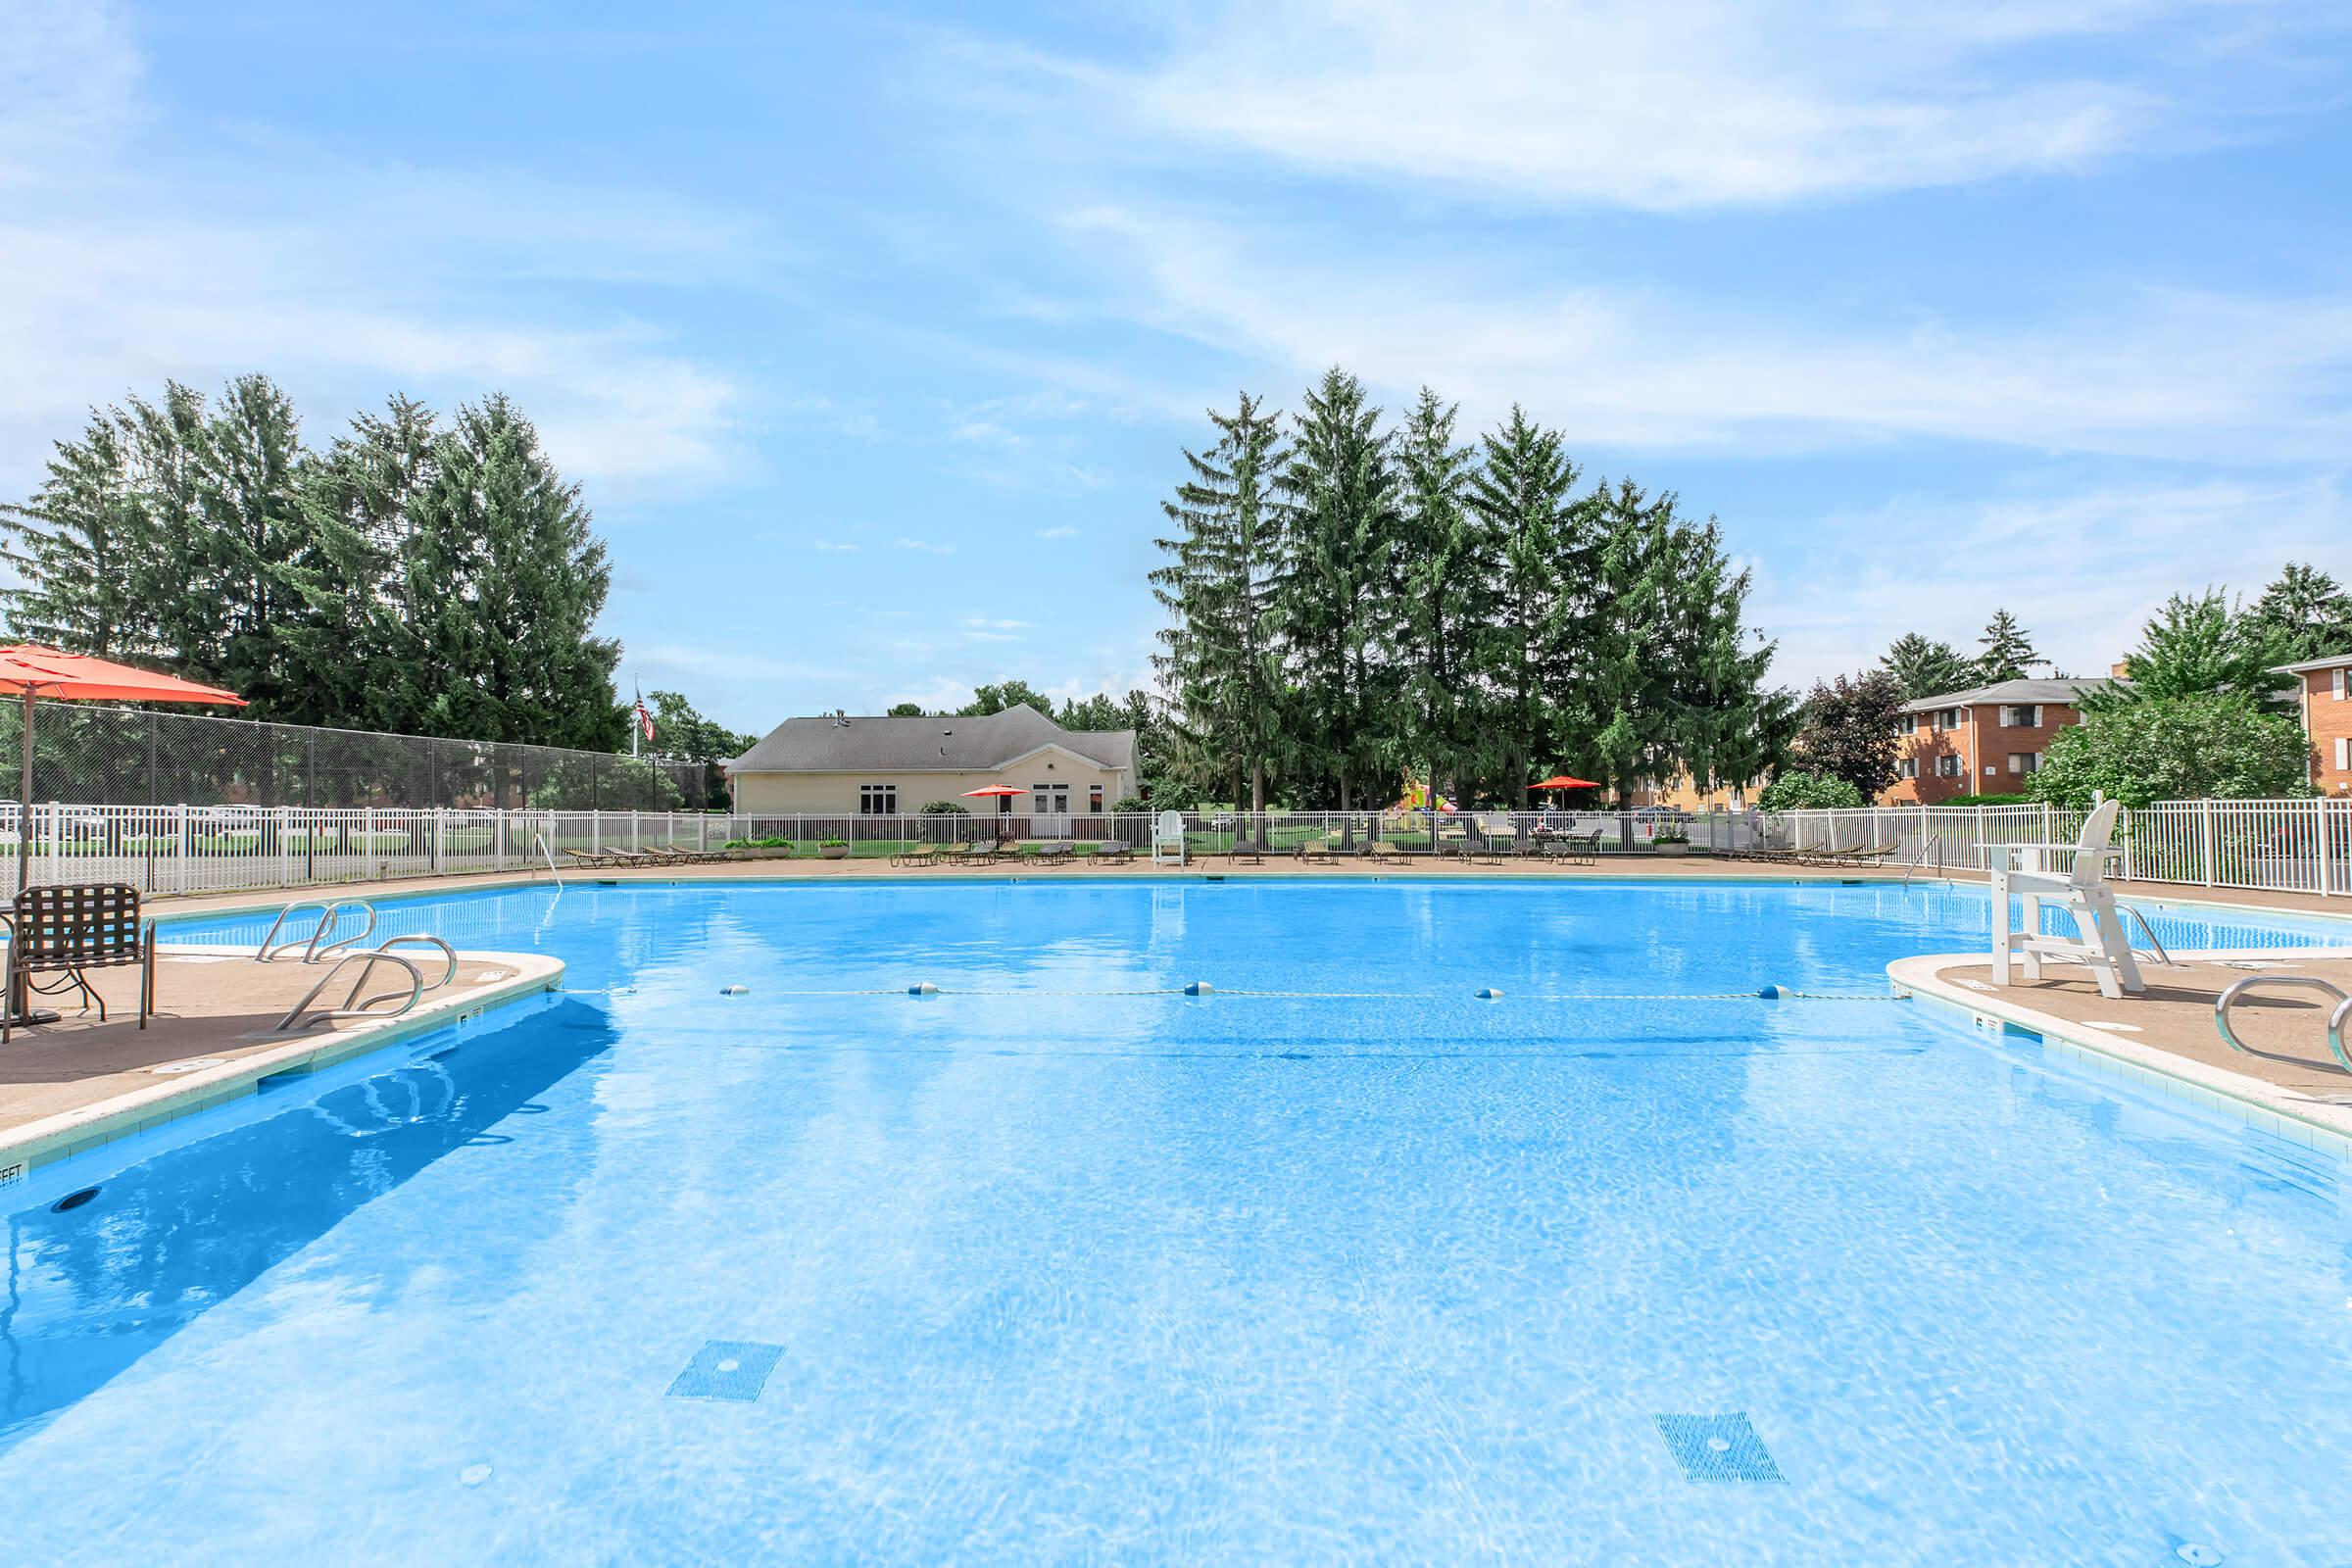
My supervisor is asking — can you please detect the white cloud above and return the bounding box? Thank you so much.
[1034,524,1080,539]
[1062,207,2352,461]
[810,540,859,553]
[1008,0,2336,211]
[892,537,956,555]
[963,617,1029,629]
[1754,475,2350,687]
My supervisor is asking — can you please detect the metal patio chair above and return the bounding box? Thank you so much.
[4,882,155,1042]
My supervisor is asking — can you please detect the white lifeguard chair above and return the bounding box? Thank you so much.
[1151,810,1187,867]
[1987,799,2144,1001]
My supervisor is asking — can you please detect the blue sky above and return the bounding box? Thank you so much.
[4,1,2349,732]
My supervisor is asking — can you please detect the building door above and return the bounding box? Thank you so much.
[1031,783,1070,837]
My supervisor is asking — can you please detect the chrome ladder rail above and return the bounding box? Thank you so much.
[1900,833,1942,887]
[2213,974,2352,1074]
[256,899,378,963]
[531,831,564,885]
[2118,905,2177,968]
[275,950,424,1032]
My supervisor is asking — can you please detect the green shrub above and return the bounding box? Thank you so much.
[919,799,970,815]
[818,836,849,848]
[1938,792,2034,808]
[2028,694,2311,808]
[1757,770,1865,810]
[1109,795,1150,814]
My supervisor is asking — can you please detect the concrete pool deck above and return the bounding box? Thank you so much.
[123,850,2352,927]
[0,946,564,1179]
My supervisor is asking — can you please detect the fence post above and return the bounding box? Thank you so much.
[495,808,506,874]
[279,806,291,888]
[174,803,188,894]
[631,808,640,854]
[2121,807,2135,882]
[2198,798,2215,886]
[2316,798,2332,898]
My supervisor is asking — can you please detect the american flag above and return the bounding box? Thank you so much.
[633,691,655,743]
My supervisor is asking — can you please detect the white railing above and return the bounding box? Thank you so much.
[14,798,2347,901]
[1765,798,2352,898]
[3,804,1701,898]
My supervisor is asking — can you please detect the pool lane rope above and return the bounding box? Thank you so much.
[641,982,1906,1003]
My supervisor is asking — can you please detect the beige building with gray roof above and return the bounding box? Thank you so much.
[724,706,1138,825]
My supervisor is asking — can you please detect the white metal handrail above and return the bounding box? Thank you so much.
[256,899,377,963]
[2213,974,2352,1074]
[275,950,424,1031]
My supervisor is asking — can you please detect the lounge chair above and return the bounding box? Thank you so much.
[983,836,1024,862]
[1829,841,1900,868]
[939,841,990,865]
[1365,840,1404,863]
[563,847,620,870]
[3,882,154,1043]
[893,843,947,868]
[1293,837,1337,865]
[1031,841,1078,866]
[1230,837,1267,864]
[1089,840,1135,864]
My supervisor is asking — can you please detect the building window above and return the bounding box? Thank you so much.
[1936,756,1963,778]
[2007,752,2042,774]
[2335,667,2347,702]
[1896,713,1916,734]
[1999,705,2041,728]
[1898,758,1918,779]
[858,785,897,815]
[2336,737,2350,771]
[1089,785,1104,812]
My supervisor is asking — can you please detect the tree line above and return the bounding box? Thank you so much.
[1778,565,2350,808]
[1148,370,1787,811]
[1,375,631,752]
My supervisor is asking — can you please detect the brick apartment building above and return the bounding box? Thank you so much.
[2275,653,2352,795]
[1882,677,2128,806]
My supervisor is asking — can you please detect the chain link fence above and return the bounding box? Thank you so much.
[0,700,714,810]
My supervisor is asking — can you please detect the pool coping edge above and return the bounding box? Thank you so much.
[0,950,564,1181]
[1887,954,2352,1159]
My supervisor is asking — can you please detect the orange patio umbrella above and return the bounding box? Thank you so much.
[0,644,246,892]
[1530,774,1599,792]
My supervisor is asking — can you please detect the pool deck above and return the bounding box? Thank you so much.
[0,946,564,1180]
[1892,951,2352,1155]
[129,851,2352,925]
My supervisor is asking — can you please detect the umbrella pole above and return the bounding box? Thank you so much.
[16,687,29,897]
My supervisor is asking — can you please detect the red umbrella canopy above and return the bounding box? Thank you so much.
[0,645,246,706]
[961,785,1025,797]
[1530,774,1599,791]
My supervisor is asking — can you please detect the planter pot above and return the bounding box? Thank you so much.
[1652,843,1691,858]
[819,845,850,860]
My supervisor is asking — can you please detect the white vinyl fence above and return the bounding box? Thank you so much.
[1764,798,2352,898]
[6,804,1679,898]
[9,798,2348,901]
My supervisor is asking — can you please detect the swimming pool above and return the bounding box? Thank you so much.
[6,879,2350,1563]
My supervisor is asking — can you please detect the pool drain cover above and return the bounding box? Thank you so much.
[1654,1412,1785,1483]
[666,1340,783,1402]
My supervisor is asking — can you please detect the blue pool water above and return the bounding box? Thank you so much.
[6,879,2352,1563]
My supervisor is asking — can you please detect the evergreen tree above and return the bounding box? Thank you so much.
[1974,609,2040,682]
[120,381,215,677]
[1880,632,1973,700]
[395,394,624,749]
[1273,368,1400,809]
[1465,407,1589,805]
[2245,562,2352,662]
[884,701,927,716]
[1391,387,1486,809]
[197,375,319,720]
[0,409,144,656]
[1151,393,1289,812]
[2102,589,2285,708]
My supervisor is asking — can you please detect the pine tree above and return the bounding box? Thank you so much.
[1274,368,1399,810]
[196,375,319,720]
[120,382,217,681]
[1392,387,1486,809]
[1880,632,1973,700]
[397,394,624,749]
[2245,562,2352,663]
[1974,609,2040,683]
[1465,407,1590,805]
[1150,393,1288,812]
[0,409,144,655]
[294,396,441,731]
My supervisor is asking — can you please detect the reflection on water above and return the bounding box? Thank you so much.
[0,1002,612,1446]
